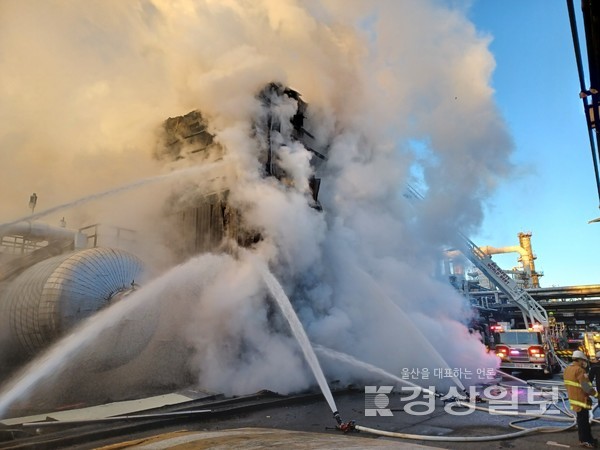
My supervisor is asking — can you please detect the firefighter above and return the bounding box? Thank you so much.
[564,350,598,448]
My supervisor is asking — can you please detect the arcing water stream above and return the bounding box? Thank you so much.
[260,266,339,415]
[0,162,225,232]
[0,256,216,418]
[0,293,146,417]
[0,253,341,420]
[314,344,439,398]
[351,264,467,392]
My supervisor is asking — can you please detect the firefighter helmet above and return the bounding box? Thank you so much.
[572,350,588,361]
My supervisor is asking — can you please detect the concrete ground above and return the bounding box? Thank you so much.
[95,428,440,449]
[73,374,594,450]
[2,371,595,449]
[154,390,583,450]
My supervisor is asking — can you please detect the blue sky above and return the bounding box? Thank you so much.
[466,1,600,287]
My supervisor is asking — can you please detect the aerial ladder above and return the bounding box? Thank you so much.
[404,185,567,369]
[456,233,570,369]
[456,232,548,329]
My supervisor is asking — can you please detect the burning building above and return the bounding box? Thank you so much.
[0,82,328,382]
[156,82,328,259]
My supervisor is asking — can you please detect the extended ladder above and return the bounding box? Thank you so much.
[405,185,568,370]
[404,185,547,327]
[457,232,548,328]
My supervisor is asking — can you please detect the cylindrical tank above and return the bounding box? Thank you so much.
[0,247,143,361]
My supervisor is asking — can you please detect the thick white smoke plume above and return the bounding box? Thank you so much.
[0,0,512,404]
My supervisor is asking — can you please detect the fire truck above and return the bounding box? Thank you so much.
[405,186,567,373]
[491,322,560,375]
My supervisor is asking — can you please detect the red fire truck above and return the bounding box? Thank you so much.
[492,323,560,375]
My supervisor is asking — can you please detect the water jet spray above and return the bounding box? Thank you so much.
[0,163,225,233]
[259,264,338,415]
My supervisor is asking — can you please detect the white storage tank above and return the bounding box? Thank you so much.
[0,247,143,361]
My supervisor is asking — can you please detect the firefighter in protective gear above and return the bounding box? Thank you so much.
[564,350,598,448]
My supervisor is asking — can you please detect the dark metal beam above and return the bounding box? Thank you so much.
[567,0,600,207]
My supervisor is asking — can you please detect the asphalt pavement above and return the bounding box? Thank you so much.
[1,371,595,450]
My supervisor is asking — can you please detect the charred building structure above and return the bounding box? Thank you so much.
[156,82,327,258]
[0,82,327,375]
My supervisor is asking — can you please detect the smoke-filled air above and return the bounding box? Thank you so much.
[0,0,511,413]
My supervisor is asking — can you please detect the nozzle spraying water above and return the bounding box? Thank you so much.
[333,411,342,425]
[332,411,356,433]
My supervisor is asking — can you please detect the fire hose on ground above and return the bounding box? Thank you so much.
[332,369,588,443]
